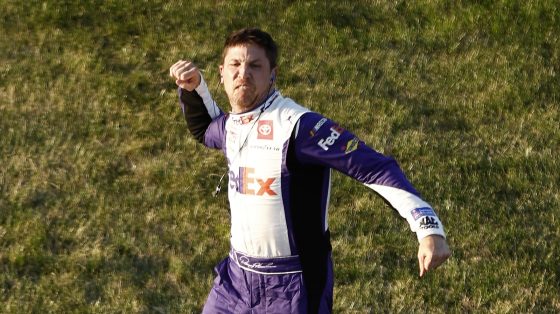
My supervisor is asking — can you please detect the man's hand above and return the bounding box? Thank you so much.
[418,235,451,277]
[169,60,201,91]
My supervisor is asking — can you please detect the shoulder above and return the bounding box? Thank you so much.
[296,112,331,136]
[276,97,309,118]
[265,95,310,132]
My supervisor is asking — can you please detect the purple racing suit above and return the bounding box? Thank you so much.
[178,77,446,313]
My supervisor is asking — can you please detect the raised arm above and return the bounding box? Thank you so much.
[170,60,224,145]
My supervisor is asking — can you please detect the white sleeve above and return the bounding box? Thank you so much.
[194,75,222,119]
[365,184,446,242]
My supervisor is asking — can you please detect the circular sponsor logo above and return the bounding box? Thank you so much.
[258,124,272,136]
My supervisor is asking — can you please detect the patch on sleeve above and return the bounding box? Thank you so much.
[343,137,359,154]
[317,125,344,151]
[419,216,439,229]
[410,207,436,220]
[309,118,328,137]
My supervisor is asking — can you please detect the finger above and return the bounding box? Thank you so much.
[171,60,193,79]
[172,62,189,79]
[174,61,194,79]
[423,253,433,273]
[169,60,185,77]
[418,255,425,277]
[179,67,198,81]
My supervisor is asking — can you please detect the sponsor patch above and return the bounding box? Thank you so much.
[257,120,273,140]
[248,144,281,152]
[232,114,255,125]
[309,118,328,137]
[410,207,436,220]
[419,216,439,229]
[344,137,359,154]
[241,115,254,125]
[317,125,344,151]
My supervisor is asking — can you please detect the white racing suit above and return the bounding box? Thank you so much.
[178,76,446,313]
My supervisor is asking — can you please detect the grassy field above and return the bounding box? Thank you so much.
[1,0,559,312]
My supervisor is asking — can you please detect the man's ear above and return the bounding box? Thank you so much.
[271,67,278,83]
[219,65,224,83]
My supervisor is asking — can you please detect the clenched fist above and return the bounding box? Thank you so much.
[169,60,201,91]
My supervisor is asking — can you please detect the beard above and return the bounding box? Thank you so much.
[230,82,261,112]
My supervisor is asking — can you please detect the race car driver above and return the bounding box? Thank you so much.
[169,27,451,314]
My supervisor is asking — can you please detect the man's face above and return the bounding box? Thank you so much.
[220,44,274,113]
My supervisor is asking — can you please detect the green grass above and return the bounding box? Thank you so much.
[1,0,559,312]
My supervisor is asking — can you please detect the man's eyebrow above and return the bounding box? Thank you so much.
[226,55,265,64]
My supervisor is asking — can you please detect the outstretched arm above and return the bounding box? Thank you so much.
[293,112,451,276]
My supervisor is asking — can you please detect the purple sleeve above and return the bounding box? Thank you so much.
[294,112,446,240]
[293,112,420,196]
[204,114,227,150]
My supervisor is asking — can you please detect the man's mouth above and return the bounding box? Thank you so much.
[235,82,252,90]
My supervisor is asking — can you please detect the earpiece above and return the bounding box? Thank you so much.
[270,72,276,83]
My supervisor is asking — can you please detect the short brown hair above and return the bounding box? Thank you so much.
[222,28,278,68]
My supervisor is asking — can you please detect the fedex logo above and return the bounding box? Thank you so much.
[318,126,344,151]
[229,167,277,196]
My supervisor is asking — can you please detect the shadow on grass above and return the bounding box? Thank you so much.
[76,243,221,310]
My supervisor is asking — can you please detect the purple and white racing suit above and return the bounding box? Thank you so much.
[178,77,446,313]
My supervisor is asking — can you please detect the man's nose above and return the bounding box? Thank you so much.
[238,63,250,79]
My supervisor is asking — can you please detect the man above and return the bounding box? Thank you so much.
[169,28,450,313]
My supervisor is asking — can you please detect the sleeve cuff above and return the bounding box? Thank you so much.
[415,216,446,242]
